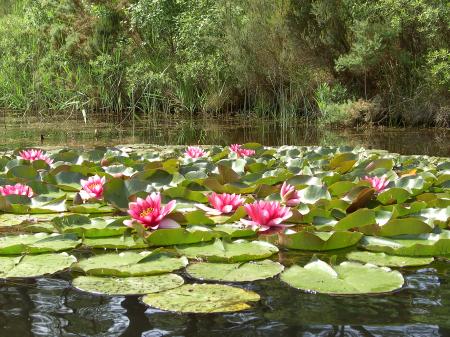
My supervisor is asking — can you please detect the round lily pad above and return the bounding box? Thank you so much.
[346,251,434,267]
[186,259,283,282]
[0,253,76,278]
[279,230,362,251]
[83,235,148,250]
[361,231,450,256]
[72,274,184,295]
[0,233,81,255]
[176,239,278,262]
[142,283,260,313]
[75,251,188,276]
[281,259,404,295]
[146,226,220,246]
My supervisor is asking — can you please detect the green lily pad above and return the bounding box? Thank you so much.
[360,231,450,256]
[0,253,76,278]
[176,239,278,262]
[211,223,256,238]
[186,260,284,282]
[72,274,184,295]
[278,230,362,251]
[0,195,67,214]
[281,259,404,294]
[75,251,188,276]
[52,214,128,237]
[68,203,116,214]
[0,233,81,254]
[146,226,220,246]
[142,283,260,313]
[346,251,434,267]
[83,235,148,249]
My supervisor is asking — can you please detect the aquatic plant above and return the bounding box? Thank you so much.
[124,193,178,230]
[184,146,207,159]
[0,183,34,197]
[0,144,447,314]
[241,201,292,233]
[80,175,105,201]
[280,182,301,206]
[196,192,245,215]
[229,144,256,157]
[19,149,53,164]
[364,175,389,193]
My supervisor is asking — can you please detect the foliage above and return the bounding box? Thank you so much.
[0,0,448,125]
[0,143,448,311]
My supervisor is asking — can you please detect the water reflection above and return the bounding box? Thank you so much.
[0,114,448,156]
[1,262,450,336]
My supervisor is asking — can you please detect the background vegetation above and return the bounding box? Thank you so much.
[0,0,449,126]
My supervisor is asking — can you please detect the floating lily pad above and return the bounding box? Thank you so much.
[0,233,81,254]
[0,253,76,278]
[281,259,404,294]
[83,235,148,249]
[360,231,450,256]
[75,251,188,276]
[142,283,260,313]
[72,274,184,295]
[346,251,434,267]
[186,260,284,282]
[279,230,362,251]
[0,195,67,214]
[68,203,116,214]
[146,226,220,246]
[176,239,278,262]
[211,224,256,238]
[52,214,128,237]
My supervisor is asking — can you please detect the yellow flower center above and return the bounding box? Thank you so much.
[140,207,154,218]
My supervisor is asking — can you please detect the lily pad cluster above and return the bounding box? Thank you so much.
[0,144,448,313]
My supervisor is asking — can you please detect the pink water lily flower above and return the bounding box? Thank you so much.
[364,175,389,193]
[124,192,178,230]
[280,182,301,207]
[196,192,245,216]
[185,146,207,159]
[19,149,53,164]
[0,183,34,197]
[229,144,256,157]
[80,175,105,201]
[241,200,293,234]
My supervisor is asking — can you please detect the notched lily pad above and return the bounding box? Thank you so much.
[360,231,450,256]
[346,251,434,267]
[142,283,260,313]
[186,259,284,282]
[83,235,148,249]
[75,251,188,276]
[146,226,220,246]
[281,259,404,294]
[52,214,128,237]
[0,233,81,254]
[278,230,362,251]
[176,239,278,262]
[72,274,184,295]
[0,253,76,278]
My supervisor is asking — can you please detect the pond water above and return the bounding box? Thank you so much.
[1,113,448,156]
[0,113,449,337]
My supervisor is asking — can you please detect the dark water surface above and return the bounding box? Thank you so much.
[0,114,449,336]
[0,113,448,156]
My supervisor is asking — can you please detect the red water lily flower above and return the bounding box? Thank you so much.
[19,149,53,164]
[124,192,178,230]
[0,183,34,197]
[241,200,292,234]
[229,144,255,158]
[196,192,245,216]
